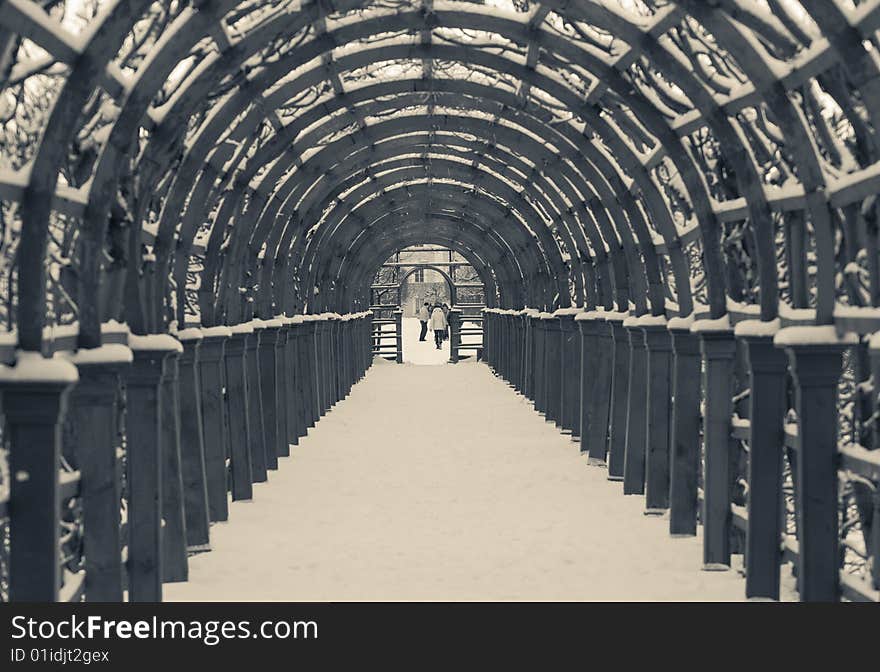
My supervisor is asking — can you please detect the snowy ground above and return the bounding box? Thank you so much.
[402,317,449,365]
[166,357,754,602]
[401,316,483,365]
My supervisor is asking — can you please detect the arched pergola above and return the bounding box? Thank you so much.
[2,0,880,604]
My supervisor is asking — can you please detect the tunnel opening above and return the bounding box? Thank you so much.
[369,245,486,364]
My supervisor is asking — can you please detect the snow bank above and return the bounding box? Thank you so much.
[201,326,232,338]
[667,314,695,330]
[101,320,130,336]
[0,350,79,383]
[779,303,816,322]
[175,328,204,341]
[726,298,761,316]
[63,344,133,365]
[773,326,858,347]
[622,313,665,328]
[691,314,731,333]
[734,318,782,338]
[129,334,184,353]
[833,303,880,319]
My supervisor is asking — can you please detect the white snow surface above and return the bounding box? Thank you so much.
[62,344,133,365]
[667,315,695,330]
[691,314,732,333]
[128,334,183,353]
[734,318,782,337]
[402,317,450,366]
[174,328,204,341]
[200,326,232,338]
[167,361,749,602]
[774,326,858,346]
[0,351,79,383]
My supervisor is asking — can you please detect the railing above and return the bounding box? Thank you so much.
[482,305,880,602]
[447,309,484,363]
[0,311,374,601]
[371,307,402,362]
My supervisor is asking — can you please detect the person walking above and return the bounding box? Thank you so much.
[441,302,450,341]
[430,304,448,349]
[417,301,430,341]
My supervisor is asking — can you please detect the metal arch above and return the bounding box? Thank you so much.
[154,45,699,320]
[196,95,644,310]
[291,185,556,316]
[232,119,630,310]
[322,209,546,311]
[342,224,515,311]
[3,0,876,336]
[195,110,655,326]
[292,176,568,311]
[275,209,529,315]
[394,264,460,306]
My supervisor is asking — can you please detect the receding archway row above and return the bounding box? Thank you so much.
[108,5,880,330]
[5,1,879,347]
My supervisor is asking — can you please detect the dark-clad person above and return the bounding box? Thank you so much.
[417,301,431,341]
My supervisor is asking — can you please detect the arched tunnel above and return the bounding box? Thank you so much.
[0,0,879,603]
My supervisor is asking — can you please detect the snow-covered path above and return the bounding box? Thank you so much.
[166,359,749,601]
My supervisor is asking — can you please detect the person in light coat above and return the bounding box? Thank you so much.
[417,301,431,341]
[430,304,448,349]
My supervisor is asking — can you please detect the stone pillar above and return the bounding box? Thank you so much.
[557,310,580,435]
[310,318,324,419]
[668,320,700,536]
[64,345,131,600]
[125,335,181,601]
[607,317,630,481]
[160,345,188,584]
[197,328,231,522]
[285,317,304,444]
[0,352,78,601]
[521,308,538,402]
[257,319,284,467]
[776,326,853,601]
[225,326,253,501]
[623,318,648,495]
[643,319,672,514]
[739,322,787,599]
[483,311,493,372]
[176,330,211,553]
[245,321,267,483]
[274,317,291,454]
[542,313,562,425]
[510,310,525,394]
[696,321,737,570]
[587,316,616,466]
[533,314,546,412]
[299,318,317,429]
[448,309,461,364]
[394,310,403,364]
[576,314,601,455]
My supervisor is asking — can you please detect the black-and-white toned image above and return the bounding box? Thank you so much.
[0,0,878,609]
